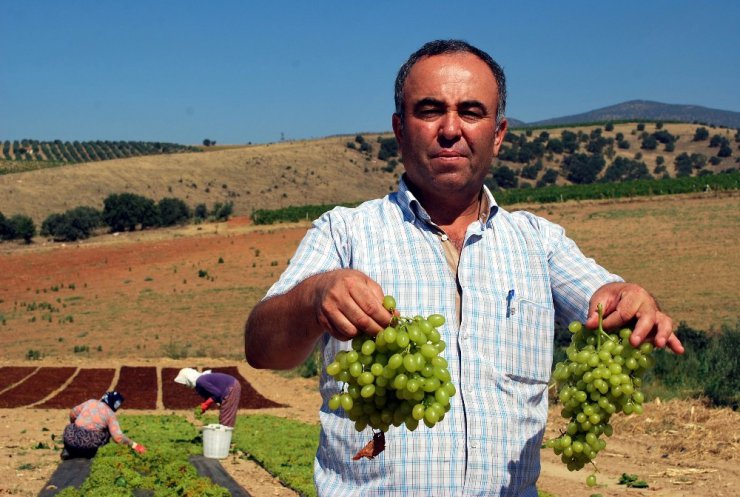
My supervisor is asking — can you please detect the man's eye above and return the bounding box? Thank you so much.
[417,108,443,118]
[460,110,484,120]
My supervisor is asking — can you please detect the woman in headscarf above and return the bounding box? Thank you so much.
[61,391,146,459]
[174,368,241,427]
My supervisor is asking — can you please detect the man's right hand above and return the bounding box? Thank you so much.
[311,269,391,341]
[245,269,391,370]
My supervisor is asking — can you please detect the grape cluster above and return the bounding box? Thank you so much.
[326,295,456,433]
[545,304,656,486]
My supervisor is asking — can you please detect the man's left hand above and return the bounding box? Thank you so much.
[585,282,684,354]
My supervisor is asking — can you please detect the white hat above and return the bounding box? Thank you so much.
[174,368,203,388]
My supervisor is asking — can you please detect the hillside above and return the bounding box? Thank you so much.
[524,100,740,129]
[0,122,738,226]
[0,134,398,225]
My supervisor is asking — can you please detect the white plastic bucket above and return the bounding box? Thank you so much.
[202,423,233,459]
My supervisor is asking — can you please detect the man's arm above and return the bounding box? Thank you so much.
[585,282,684,354]
[244,269,392,370]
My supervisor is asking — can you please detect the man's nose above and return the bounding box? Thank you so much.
[438,111,462,141]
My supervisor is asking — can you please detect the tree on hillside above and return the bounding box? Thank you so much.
[602,157,652,182]
[536,168,559,187]
[640,135,658,150]
[203,139,212,147]
[158,197,191,226]
[490,165,518,189]
[377,137,399,161]
[194,203,208,221]
[0,212,12,240]
[41,206,102,242]
[693,127,709,141]
[211,201,234,221]
[562,153,605,184]
[9,214,36,243]
[103,193,158,232]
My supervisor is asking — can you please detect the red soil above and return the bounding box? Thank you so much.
[114,366,158,409]
[0,366,76,407]
[0,366,38,390]
[36,368,115,408]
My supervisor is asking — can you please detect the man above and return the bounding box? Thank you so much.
[245,39,683,496]
[61,391,146,459]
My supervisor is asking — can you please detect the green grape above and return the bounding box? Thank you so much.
[383,295,396,312]
[545,303,656,484]
[328,394,341,410]
[325,294,455,437]
[427,314,445,327]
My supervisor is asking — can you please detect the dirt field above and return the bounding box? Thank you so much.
[0,192,738,496]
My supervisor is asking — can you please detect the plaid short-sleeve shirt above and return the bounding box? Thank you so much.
[265,178,622,497]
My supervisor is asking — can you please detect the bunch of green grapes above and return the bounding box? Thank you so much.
[325,295,456,433]
[545,304,656,487]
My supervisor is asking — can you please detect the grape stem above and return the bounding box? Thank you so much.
[596,303,604,350]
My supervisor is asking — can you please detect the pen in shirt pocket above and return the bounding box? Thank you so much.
[506,289,515,318]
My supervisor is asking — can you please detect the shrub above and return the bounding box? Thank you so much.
[8,214,36,243]
[194,203,208,220]
[103,193,158,232]
[562,153,605,184]
[42,206,102,241]
[157,197,191,227]
[490,165,518,189]
[211,201,234,221]
[693,127,709,141]
[703,324,740,409]
[377,137,399,161]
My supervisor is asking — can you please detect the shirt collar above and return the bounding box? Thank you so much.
[397,175,500,226]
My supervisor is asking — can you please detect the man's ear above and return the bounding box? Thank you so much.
[392,113,404,143]
[492,118,508,156]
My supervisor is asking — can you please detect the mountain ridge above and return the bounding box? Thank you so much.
[511,100,740,129]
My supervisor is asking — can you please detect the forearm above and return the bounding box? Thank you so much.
[245,275,326,370]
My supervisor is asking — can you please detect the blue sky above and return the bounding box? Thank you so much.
[2,1,739,145]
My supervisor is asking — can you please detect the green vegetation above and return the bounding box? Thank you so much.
[47,413,562,497]
[0,139,200,167]
[252,172,740,225]
[56,415,230,497]
[232,415,319,497]
[2,194,233,243]
[553,321,740,409]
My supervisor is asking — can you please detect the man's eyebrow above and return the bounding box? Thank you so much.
[413,97,445,109]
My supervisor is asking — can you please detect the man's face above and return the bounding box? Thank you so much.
[393,52,507,202]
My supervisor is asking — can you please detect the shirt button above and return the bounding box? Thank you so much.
[461,332,468,340]
[471,441,479,449]
[466,385,474,393]
[440,234,448,241]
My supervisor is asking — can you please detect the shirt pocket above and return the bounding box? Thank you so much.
[504,297,554,383]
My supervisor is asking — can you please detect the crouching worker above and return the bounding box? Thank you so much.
[174,368,241,427]
[61,391,146,460]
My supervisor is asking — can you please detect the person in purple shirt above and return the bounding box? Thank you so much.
[174,368,241,427]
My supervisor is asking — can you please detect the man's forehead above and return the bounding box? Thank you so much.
[404,53,498,101]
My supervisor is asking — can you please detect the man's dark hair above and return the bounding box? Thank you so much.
[394,39,507,126]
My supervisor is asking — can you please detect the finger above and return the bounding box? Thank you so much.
[586,288,622,329]
[652,313,674,349]
[666,334,685,355]
[600,297,640,331]
[318,307,360,342]
[627,306,659,347]
[345,277,389,334]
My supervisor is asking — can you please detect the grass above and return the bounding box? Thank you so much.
[232,414,319,496]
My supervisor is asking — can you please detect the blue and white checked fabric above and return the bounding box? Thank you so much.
[265,177,622,497]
